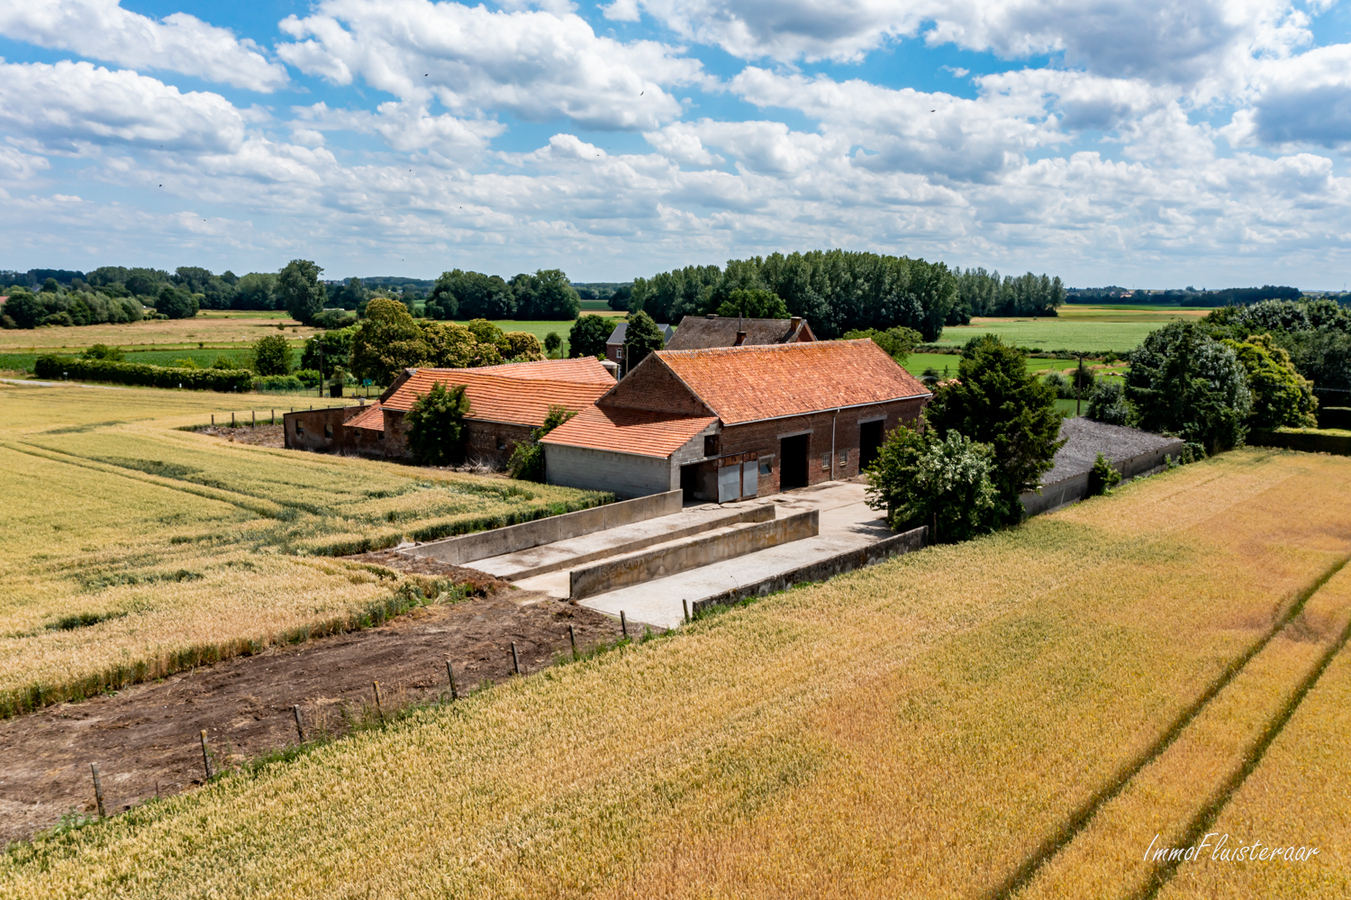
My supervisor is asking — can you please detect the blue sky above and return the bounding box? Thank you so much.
[2,0,1351,289]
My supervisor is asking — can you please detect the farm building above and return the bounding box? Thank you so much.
[1021,418,1185,516]
[605,321,675,371]
[664,314,816,350]
[283,357,614,466]
[541,339,930,500]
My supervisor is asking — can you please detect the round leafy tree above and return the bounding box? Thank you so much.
[1221,334,1318,429]
[1085,380,1132,426]
[1126,322,1252,455]
[155,284,198,320]
[543,331,562,357]
[405,382,472,466]
[251,334,293,376]
[715,288,789,319]
[865,426,1002,543]
[923,334,1063,522]
[568,315,612,358]
[278,259,326,325]
[351,298,429,384]
[623,310,665,371]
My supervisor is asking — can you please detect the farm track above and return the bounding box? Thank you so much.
[0,574,626,846]
[993,555,1351,900]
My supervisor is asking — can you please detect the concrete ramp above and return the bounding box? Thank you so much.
[568,509,818,601]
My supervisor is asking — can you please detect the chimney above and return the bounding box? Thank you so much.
[705,313,718,319]
[734,331,747,346]
[789,316,802,332]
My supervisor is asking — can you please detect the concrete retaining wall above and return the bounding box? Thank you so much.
[570,509,819,601]
[406,490,682,566]
[505,505,775,582]
[690,525,928,615]
[1020,439,1184,517]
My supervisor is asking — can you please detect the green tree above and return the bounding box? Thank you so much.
[864,426,1001,542]
[234,272,278,310]
[568,315,613,358]
[155,284,199,320]
[301,327,356,378]
[715,288,789,319]
[278,259,326,325]
[1222,334,1318,429]
[842,326,922,364]
[1086,380,1132,426]
[608,284,632,311]
[503,331,545,361]
[1126,322,1252,455]
[623,310,665,371]
[508,405,576,482]
[3,290,42,329]
[351,297,429,384]
[250,334,293,376]
[514,269,581,320]
[405,382,472,466]
[543,331,562,357]
[924,334,1064,522]
[430,269,514,320]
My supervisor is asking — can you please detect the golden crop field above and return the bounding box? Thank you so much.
[2,447,1347,898]
[0,310,320,352]
[0,383,606,716]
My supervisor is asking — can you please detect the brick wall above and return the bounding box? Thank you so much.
[284,406,532,469]
[602,357,713,417]
[718,397,926,495]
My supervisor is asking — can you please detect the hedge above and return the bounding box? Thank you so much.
[34,355,253,392]
[1249,428,1351,456]
[253,375,309,393]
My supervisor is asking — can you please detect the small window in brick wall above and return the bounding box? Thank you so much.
[497,439,508,451]
[839,451,849,467]
[759,456,774,476]
[324,424,334,439]
[704,434,720,457]
[822,455,830,470]
[377,431,385,441]
[295,421,305,435]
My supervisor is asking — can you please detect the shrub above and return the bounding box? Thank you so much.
[865,425,1002,542]
[503,331,545,361]
[842,326,923,363]
[1085,381,1132,426]
[1043,371,1073,399]
[81,344,124,362]
[253,375,308,393]
[35,356,252,391]
[251,334,294,376]
[294,369,322,387]
[1087,453,1122,496]
[543,332,562,357]
[405,382,472,466]
[623,311,665,371]
[509,405,576,482]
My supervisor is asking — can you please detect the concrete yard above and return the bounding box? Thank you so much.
[484,481,894,629]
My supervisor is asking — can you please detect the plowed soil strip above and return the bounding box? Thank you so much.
[0,570,624,845]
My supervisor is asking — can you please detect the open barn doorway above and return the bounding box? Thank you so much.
[779,434,809,490]
[859,419,884,471]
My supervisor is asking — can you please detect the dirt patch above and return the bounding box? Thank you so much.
[197,423,285,447]
[0,561,627,845]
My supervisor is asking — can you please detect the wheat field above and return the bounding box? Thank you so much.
[0,383,606,716]
[1,446,1346,897]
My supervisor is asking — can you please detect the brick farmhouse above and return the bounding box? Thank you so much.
[541,340,931,500]
[283,357,614,466]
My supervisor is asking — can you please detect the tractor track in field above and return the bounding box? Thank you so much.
[985,552,1351,900]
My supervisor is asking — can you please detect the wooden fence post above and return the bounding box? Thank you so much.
[199,730,213,780]
[292,705,305,742]
[620,611,628,639]
[372,681,384,721]
[90,763,106,819]
[511,642,521,675]
[568,625,577,660]
[446,660,458,700]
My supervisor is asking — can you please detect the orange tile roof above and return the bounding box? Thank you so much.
[653,339,930,425]
[540,406,717,458]
[382,369,610,427]
[344,404,385,431]
[473,357,615,384]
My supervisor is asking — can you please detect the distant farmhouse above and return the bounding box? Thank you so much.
[541,340,931,500]
[284,358,614,467]
[665,314,816,350]
[605,320,675,371]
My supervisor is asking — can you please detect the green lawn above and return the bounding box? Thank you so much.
[933,305,1210,353]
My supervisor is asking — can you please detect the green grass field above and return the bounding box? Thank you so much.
[933,305,1210,353]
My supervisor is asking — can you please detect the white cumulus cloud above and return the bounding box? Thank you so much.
[277,0,706,131]
[0,0,287,92]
